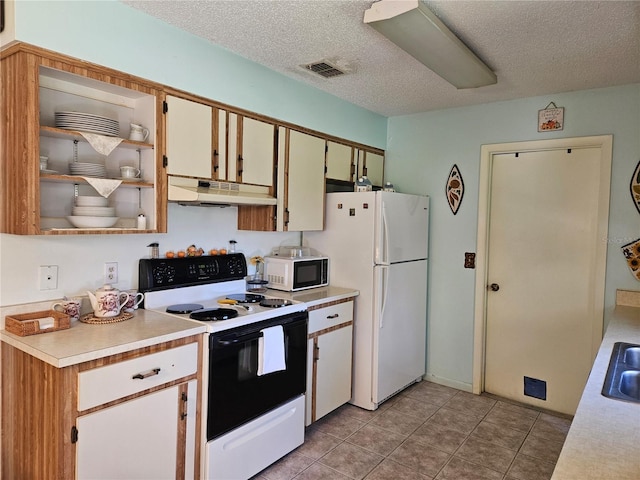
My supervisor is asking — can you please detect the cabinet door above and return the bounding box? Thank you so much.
[240,117,275,186]
[214,108,228,180]
[326,141,354,182]
[76,385,181,479]
[166,95,212,178]
[357,150,385,187]
[306,337,315,426]
[286,130,326,231]
[315,326,353,421]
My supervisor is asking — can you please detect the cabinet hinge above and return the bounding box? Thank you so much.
[313,343,320,361]
[163,155,168,168]
[324,165,327,174]
[71,426,79,444]
[163,101,168,114]
[182,392,188,402]
[325,144,328,154]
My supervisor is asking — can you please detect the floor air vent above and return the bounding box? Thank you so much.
[524,376,547,400]
[303,60,346,78]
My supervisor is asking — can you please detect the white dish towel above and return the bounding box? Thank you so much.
[257,325,286,376]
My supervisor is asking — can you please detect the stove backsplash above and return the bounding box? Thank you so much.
[0,204,301,308]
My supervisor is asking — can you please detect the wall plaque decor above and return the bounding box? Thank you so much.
[629,159,640,214]
[621,238,640,281]
[538,101,564,132]
[446,164,464,215]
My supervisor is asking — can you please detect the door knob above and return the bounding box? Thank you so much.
[489,283,500,292]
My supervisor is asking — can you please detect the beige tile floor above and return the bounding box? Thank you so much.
[254,381,572,480]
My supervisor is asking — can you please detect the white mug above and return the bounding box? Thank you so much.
[51,298,82,322]
[129,123,149,142]
[123,290,144,313]
[120,166,140,179]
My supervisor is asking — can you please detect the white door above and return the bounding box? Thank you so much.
[286,130,326,231]
[376,192,429,264]
[374,260,428,404]
[483,144,610,415]
[165,95,212,178]
[76,386,180,479]
[315,326,354,420]
[240,117,274,186]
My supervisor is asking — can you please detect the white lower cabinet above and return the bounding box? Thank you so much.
[306,300,354,425]
[76,381,196,480]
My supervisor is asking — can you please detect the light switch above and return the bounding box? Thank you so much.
[464,252,475,269]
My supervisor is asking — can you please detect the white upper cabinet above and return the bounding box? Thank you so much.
[326,141,354,182]
[214,112,274,187]
[357,149,384,187]
[239,117,275,187]
[276,128,326,231]
[165,95,212,179]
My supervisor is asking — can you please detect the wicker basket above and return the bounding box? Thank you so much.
[5,310,71,336]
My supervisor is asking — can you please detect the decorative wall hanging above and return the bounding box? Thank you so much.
[621,239,640,281]
[629,159,640,214]
[446,164,464,215]
[538,101,564,132]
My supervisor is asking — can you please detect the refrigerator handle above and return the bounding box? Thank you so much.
[378,265,389,329]
[380,202,390,265]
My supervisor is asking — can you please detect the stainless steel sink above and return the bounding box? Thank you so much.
[623,347,640,368]
[602,342,640,403]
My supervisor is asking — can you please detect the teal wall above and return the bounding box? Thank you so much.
[1,0,386,307]
[386,84,640,390]
[14,0,387,148]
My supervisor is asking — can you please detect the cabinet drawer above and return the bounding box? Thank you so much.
[78,343,198,411]
[308,301,353,334]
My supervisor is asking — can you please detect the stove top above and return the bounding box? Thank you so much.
[139,255,306,333]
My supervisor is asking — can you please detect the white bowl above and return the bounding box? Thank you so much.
[72,206,116,217]
[75,196,108,207]
[66,216,118,228]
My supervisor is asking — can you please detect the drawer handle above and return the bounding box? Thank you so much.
[132,368,161,380]
[327,313,339,319]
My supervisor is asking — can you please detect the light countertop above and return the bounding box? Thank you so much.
[0,286,357,369]
[0,309,206,368]
[265,285,359,308]
[551,305,640,479]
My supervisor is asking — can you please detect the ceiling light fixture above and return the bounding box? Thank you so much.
[364,0,497,89]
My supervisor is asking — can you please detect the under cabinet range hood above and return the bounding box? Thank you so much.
[168,176,277,207]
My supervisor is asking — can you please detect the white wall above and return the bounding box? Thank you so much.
[386,84,640,390]
[0,1,387,308]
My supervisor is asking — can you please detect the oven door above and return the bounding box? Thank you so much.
[207,311,308,440]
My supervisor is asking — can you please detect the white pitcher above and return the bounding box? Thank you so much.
[129,123,149,142]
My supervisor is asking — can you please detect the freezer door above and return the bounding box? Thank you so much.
[373,260,428,404]
[375,192,429,264]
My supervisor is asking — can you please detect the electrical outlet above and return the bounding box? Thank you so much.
[39,265,58,290]
[104,262,118,284]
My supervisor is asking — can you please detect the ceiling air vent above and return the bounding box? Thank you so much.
[303,60,346,78]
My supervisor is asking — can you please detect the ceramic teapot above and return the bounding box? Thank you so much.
[87,284,130,318]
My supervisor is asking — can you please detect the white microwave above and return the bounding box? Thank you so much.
[264,255,329,291]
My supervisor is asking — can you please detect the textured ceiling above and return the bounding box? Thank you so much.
[123,0,640,117]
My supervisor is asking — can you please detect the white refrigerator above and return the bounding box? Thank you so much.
[305,191,429,410]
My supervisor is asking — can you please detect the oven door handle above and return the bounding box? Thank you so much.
[216,331,264,346]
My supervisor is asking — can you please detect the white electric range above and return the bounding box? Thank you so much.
[140,254,308,480]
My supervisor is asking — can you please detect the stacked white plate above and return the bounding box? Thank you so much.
[68,195,118,228]
[69,162,107,178]
[76,195,108,207]
[72,206,116,217]
[55,111,120,137]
